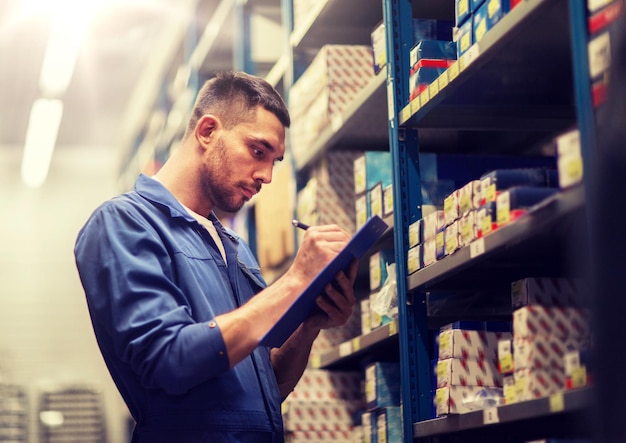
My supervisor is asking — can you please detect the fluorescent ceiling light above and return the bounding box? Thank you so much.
[38,20,86,96]
[21,99,64,188]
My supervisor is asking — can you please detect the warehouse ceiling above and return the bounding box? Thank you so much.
[0,0,257,156]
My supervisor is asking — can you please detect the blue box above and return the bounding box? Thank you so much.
[471,0,487,12]
[457,18,473,58]
[473,1,490,44]
[480,168,557,204]
[365,362,401,410]
[413,18,455,42]
[486,0,513,29]
[354,151,392,195]
[455,0,471,25]
[375,407,402,443]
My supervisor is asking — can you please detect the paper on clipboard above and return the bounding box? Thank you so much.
[260,215,390,348]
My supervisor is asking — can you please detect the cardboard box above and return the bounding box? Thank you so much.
[289,369,362,402]
[458,210,477,247]
[476,201,497,238]
[407,244,422,275]
[513,305,592,339]
[438,328,511,362]
[422,237,437,267]
[514,368,565,401]
[511,277,586,308]
[423,210,445,240]
[354,151,392,195]
[282,400,357,432]
[365,362,401,410]
[297,151,362,234]
[383,183,394,217]
[375,407,402,443]
[289,45,374,156]
[513,335,591,371]
[434,385,487,415]
[255,162,295,269]
[456,18,473,58]
[444,190,460,225]
[456,0,471,25]
[436,357,502,388]
[445,221,460,256]
[459,180,481,215]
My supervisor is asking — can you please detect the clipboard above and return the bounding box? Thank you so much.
[260,215,390,348]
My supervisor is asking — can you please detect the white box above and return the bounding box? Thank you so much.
[513,305,592,338]
[436,357,502,388]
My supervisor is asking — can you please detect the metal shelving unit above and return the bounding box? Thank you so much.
[385,0,599,441]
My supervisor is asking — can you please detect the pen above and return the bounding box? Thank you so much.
[291,219,310,231]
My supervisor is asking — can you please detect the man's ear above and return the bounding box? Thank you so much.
[195,114,219,147]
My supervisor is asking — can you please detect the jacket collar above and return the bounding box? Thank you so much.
[133,173,238,241]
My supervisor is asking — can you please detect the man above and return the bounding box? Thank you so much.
[74,71,358,442]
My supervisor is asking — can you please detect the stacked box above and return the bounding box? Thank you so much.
[437,328,511,363]
[285,428,357,443]
[297,151,362,235]
[289,45,374,158]
[353,151,392,230]
[361,411,375,443]
[365,362,401,410]
[434,324,511,415]
[288,369,362,403]
[508,304,593,403]
[513,335,590,372]
[511,277,586,309]
[436,357,502,387]
[375,407,402,443]
[283,369,363,442]
[513,306,592,339]
[434,385,489,415]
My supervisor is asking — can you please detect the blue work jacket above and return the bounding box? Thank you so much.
[74,174,284,442]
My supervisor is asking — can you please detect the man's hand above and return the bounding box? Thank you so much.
[304,259,358,331]
[289,225,351,283]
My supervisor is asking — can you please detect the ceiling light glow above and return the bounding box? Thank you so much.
[21,99,64,188]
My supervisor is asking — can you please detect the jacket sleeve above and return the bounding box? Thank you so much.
[74,202,231,395]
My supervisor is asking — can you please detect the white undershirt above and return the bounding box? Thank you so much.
[182,205,228,265]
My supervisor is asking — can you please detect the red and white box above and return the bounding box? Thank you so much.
[434,385,486,415]
[512,305,592,339]
[511,277,585,308]
[285,428,356,443]
[282,399,359,432]
[513,368,565,401]
[436,357,502,388]
[438,329,511,362]
[289,369,362,402]
[513,335,591,372]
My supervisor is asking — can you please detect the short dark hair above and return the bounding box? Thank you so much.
[185,71,290,138]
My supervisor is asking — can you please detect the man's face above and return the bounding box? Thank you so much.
[200,106,285,213]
